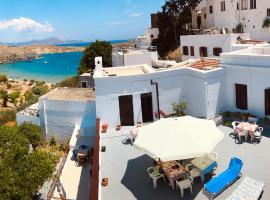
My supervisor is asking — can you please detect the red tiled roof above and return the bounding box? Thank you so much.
[191,59,220,71]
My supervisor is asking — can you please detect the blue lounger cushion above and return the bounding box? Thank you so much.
[204,157,243,198]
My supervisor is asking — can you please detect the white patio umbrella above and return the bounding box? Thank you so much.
[133,116,224,162]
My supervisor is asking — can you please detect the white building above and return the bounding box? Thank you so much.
[135,28,159,49]
[180,33,259,61]
[222,46,270,117]
[17,88,96,142]
[94,58,225,127]
[192,0,270,41]
[112,48,158,67]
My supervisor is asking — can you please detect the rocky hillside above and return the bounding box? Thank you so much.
[0,45,85,64]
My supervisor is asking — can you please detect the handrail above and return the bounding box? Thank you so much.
[89,118,100,200]
[47,144,70,200]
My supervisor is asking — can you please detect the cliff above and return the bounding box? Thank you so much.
[0,45,85,64]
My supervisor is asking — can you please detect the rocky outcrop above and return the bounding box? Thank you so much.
[0,45,85,64]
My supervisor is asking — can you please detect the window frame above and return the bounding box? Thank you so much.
[199,46,208,57]
[190,46,195,56]
[213,47,223,56]
[265,88,270,115]
[182,46,189,56]
[221,1,226,12]
[250,0,256,9]
[209,5,213,14]
[267,8,270,17]
[241,0,248,10]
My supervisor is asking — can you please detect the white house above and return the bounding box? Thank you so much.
[192,0,270,41]
[94,58,225,127]
[180,33,257,61]
[221,46,270,117]
[135,28,159,49]
[112,48,158,67]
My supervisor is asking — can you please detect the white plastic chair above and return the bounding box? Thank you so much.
[232,121,240,135]
[238,130,248,142]
[208,152,219,161]
[147,167,166,188]
[253,127,263,142]
[176,176,193,198]
[186,164,202,182]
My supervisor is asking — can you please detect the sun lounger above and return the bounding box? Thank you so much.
[226,177,264,200]
[203,157,243,199]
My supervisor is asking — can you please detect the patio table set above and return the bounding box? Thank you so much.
[232,121,263,143]
[72,144,90,166]
[147,152,219,197]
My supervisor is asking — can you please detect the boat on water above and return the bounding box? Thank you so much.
[44,61,48,64]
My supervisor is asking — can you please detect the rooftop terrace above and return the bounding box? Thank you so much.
[100,125,270,200]
[42,88,95,101]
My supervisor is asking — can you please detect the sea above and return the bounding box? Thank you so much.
[0,40,129,83]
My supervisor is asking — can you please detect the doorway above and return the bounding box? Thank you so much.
[197,16,202,29]
[118,95,134,126]
[141,93,154,123]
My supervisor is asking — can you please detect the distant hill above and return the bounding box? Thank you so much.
[7,37,85,46]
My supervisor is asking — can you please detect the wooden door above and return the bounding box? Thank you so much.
[118,95,134,126]
[141,93,154,123]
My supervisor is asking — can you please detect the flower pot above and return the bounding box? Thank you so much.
[101,178,109,186]
[116,125,121,131]
[101,146,106,152]
[101,124,108,133]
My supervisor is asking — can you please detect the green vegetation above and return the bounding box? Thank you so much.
[31,84,49,96]
[172,101,187,116]
[54,76,78,88]
[0,109,16,125]
[0,125,57,199]
[78,40,112,74]
[0,90,8,107]
[152,0,201,57]
[8,91,20,103]
[263,17,270,28]
[0,74,7,83]
[18,123,43,148]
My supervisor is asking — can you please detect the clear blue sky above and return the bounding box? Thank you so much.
[0,0,165,42]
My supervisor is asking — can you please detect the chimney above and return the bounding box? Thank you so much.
[95,57,103,71]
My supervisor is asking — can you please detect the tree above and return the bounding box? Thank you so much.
[8,91,20,103]
[18,123,43,148]
[78,40,112,74]
[0,90,8,107]
[0,126,55,200]
[152,0,201,57]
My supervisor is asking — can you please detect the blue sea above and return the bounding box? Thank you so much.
[0,52,82,83]
[0,40,129,83]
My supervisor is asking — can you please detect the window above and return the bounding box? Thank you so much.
[209,5,213,14]
[213,47,222,56]
[221,1,226,11]
[199,47,208,57]
[267,9,270,17]
[237,3,239,10]
[250,0,256,9]
[190,46,195,56]
[204,13,207,19]
[81,81,87,88]
[235,84,248,110]
[241,0,248,10]
[265,88,270,115]
[182,46,189,56]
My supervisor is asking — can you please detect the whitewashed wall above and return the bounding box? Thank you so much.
[39,98,96,142]
[222,48,270,117]
[95,66,225,127]
[16,113,40,126]
[192,0,270,41]
[180,33,250,61]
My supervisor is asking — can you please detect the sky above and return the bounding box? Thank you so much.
[0,0,165,43]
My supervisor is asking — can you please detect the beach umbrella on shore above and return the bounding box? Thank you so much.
[133,116,224,162]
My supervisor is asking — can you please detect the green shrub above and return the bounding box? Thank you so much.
[8,91,20,103]
[0,90,8,107]
[6,83,11,89]
[0,74,7,83]
[49,135,57,146]
[31,85,48,96]
[36,81,45,86]
[54,76,78,88]
[18,123,43,148]
[24,90,38,103]
[172,101,187,116]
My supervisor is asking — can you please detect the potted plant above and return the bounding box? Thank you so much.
[172,101,187,116]
[101,177,109,186]
[116,124,121,131]
[101,124,108,133]
[101,146,106,152]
